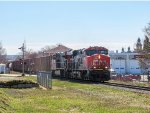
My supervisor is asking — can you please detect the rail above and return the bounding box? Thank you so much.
[37,71,52,89]
[103,82,150,91]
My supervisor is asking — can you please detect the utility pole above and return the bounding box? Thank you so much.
[18,43,25,76]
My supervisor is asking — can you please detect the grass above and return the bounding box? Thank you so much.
[0,90,13,113]
[0,76,150,113]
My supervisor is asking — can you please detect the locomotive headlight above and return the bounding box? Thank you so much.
[105,66,108,69]
[98,55,101,59]
[94,66,96,69]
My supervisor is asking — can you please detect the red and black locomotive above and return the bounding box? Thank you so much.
[12,46,110,82]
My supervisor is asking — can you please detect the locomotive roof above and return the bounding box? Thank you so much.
[85,46,108,51]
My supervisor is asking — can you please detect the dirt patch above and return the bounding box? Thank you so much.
[0,77,23,82]
[52,86,65,90]
[0,74,23,82]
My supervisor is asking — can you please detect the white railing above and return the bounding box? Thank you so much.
[37,71,52,89]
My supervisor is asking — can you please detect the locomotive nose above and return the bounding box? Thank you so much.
[92,56,101,69]
[91,54,109,70]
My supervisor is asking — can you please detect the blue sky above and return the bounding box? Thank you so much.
[0,1,150,55]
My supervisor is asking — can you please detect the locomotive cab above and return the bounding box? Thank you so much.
[83,46,110,82]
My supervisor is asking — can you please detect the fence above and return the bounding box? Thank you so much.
[37,71,52,89]
[111,75,141,82]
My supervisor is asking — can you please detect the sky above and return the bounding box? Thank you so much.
[0,1,150,55]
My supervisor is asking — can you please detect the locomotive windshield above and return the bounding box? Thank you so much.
[85,50,108,56]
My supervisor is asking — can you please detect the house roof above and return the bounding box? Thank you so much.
[47,44,71,54]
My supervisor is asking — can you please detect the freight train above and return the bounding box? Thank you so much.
[12,46,110,82]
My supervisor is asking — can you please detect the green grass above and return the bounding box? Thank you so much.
[0,90,13,113]
[0,76,150,113]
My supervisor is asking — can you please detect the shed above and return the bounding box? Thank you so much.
[0,64,6,74]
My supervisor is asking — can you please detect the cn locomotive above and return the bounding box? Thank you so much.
[12,46,110,82]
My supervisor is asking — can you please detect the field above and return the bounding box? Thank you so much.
[0,75,150,113]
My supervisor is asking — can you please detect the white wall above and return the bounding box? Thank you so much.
[110,52,143,75]
[127,60,141,74]
[111,59,126,74]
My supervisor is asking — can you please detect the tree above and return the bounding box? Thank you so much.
[41,45,56,52]
[143,35,150,53]
[38,45,56,56]
[0,42,7,63]
[137,23,150,74]
[143,24,150,68]
[121,47,125,53]
[25,49,38,59]
[135,37,142,52]
[145,23,150,36]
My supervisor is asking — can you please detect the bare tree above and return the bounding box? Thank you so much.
[143,24,150,70]
[145,23,150,36]
[41,45,56,52]
[136,23,150,75]
[38,45,56,56]
[0,42,7,63]
[25,49,38,59]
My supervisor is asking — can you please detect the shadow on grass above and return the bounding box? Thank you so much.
[52,76,102,85]
[0,80,39,89]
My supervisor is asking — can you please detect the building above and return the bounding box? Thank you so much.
[0,64,6,74]
[38,44,71,57]
[109,49,150,75]
[47,44,71,55]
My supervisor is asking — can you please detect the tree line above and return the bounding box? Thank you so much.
[0,41,60,63]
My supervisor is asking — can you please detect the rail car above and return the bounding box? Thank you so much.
[12,56,52,74]
[12,46,110,82]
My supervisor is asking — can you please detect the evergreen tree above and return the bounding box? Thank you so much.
[135,37,142,52]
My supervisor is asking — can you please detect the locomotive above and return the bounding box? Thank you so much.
[12,46,110,82]
[52,46,110,82]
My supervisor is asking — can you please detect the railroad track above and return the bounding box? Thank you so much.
[102,82,150,91]
[53,77,150,92]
